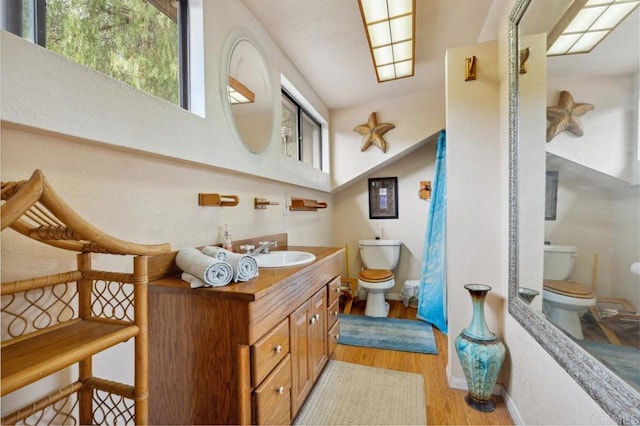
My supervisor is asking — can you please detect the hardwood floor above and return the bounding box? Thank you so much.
[332,299,513,425]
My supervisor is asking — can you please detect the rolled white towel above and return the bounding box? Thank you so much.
[202,246,233,261]
[175,247,234,287]
[224,252,259,282]
[181,272,207,289]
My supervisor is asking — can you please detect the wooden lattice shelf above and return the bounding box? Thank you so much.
[1,169,170,425]
[1,318,139,395]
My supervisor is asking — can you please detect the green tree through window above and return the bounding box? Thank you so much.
[45,0,179,104]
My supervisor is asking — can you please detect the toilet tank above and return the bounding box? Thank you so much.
[543,245,577,280]
[358,239,401,270]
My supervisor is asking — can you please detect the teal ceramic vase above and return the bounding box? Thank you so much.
[455,283,506,412]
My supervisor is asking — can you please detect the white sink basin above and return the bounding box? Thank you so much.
[255,251,316,268]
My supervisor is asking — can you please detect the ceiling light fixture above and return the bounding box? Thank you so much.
[358,0,416,82]
[227,75,255,104]
[547,0,639,56]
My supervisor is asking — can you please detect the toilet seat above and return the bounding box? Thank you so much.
[358,269,394,317]
[543,280,594,299]
[542,280,596,340]
[358,269,394,282]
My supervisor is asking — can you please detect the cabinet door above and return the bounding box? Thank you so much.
[290,299,312,416]
[309,288,328,382]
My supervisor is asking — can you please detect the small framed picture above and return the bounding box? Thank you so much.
[368,177,398,219]
[545,171,558,221]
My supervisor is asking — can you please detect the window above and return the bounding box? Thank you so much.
[2,0,190,108]
[281,89,323,170]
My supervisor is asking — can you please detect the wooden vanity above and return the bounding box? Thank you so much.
[147,240,343,425]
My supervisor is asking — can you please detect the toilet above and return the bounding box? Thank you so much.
[542,244,596,340]
[358,239,401,317]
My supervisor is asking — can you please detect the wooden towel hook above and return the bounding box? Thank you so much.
[254,198,280,209]
[465,56,477,81]
[198,193,240,207]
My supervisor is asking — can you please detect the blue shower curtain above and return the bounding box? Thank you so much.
[417,130,448,334]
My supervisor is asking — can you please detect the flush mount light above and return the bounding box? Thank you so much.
[358,0,416,82]
[227,75,255,104]
[547,0,639,56]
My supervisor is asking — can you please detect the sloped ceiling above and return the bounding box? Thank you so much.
[241,0,498,110]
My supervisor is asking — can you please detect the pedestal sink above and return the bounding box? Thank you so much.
[255,251,316,268]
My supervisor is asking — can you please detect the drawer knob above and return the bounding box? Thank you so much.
[274,345,282,354]
[277,386,285,395]
[310,317,316,325]
[333,287,340,292]
[332,310,338,316]
[334,334,340,340]
[314,313,320,320]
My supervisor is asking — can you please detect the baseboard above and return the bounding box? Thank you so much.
[361,292,410,302]
[386,292,401,301]
[448,375,468,391]
[449,374,523,423]
[501,388,523,425]
[448,374,503,396]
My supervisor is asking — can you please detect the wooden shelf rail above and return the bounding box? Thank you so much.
[290,198,328,211]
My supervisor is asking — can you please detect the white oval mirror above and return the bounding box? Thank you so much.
[222,32,274,155]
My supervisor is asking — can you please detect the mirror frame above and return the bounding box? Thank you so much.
[507,0,640,422]
[220,28,277,161]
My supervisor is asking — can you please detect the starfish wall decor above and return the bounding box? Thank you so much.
[546,90,594,142]
[354,112,395,153]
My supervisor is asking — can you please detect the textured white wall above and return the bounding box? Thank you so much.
[330,91,445,191]
[546,75,639,184]
[445,40,504,382]
[503,315,610,424]
[0,0,331,191]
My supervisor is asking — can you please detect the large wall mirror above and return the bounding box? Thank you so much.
[508,0,640,421]
[221,30,275,156]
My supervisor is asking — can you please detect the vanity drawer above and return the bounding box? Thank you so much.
[251,318,289,387]
[253,354,291,425]
[328,320,340,356]
[328,276,341,306]
[327,297,340,329]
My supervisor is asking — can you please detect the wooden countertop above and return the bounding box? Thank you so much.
[149,246,344,302]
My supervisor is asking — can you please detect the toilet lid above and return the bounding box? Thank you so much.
[543,280,595,298]
[358,269,394,282]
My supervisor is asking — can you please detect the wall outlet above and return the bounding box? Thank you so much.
[283,193,291,215]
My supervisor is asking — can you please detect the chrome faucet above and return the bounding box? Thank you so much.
[251,240,277,256]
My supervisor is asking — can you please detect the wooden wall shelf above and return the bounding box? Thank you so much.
[290,198,328,211]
